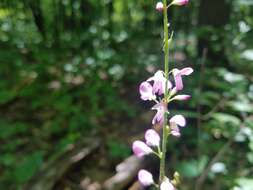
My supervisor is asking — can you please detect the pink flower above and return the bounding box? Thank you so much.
[160,179,175,190]
[132,140,153,157]
[145,129,160,147]
[171,0,189,6]
[139,81,156,101]
[152,102,167,125]
[170,125,180,137]
[172,67,193,91]
[138,169,154,186]
[147,70,172,95]
[173,95,191,101]
[156,2,164,12]
[169,115,186,137]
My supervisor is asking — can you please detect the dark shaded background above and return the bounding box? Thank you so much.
[0,0,253,189]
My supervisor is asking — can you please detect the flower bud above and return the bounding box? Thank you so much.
[160,178,175,190]
[173,95,191,101]
[170,115,186,127]
[138,169,154,186]
[156,2,164,12]
[172,171,181,186]
[145,129,160,147]
[171,0,189,6]
[132,140,153,158]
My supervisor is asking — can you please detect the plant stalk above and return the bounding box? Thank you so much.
[159,0,170,184]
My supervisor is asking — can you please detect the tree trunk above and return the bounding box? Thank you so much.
[53,0,60,47]
[197,0,231,66]
[80,0,93,28]
[26,0,46,40]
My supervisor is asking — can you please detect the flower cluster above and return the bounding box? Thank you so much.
[132,1,191,189]
[133,68,193,188]
[139,68,193,136]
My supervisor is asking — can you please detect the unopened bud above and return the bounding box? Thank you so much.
[172,171,181,186]
[173,95,191,101]
[156,2,164,12]
[174,171,180,180]
[171,0,189,6]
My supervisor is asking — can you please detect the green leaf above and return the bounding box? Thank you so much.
[228,101,253,113]
[13,152,44,184]
[212,113,241,126]
[107,140,131,159]
[235,178,253,190]
[176,156,208,178]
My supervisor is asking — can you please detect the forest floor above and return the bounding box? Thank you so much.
[54,100,153,190]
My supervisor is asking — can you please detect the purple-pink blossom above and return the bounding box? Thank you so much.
[145,129,160,147]
[147,70,172,95]
[132,140,153,157]
[172,67,193,91]
[139,81,156,101]
[152,102,167,125]
[169,115,186,137]
[173,94,191,101]
[160,179,175,190]
[156,2,164,12]
[138,169,154,186]
[171,0,189,6]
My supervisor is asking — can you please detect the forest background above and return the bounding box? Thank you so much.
[0,0,253,189]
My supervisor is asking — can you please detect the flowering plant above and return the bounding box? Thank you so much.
[132,0,192,189]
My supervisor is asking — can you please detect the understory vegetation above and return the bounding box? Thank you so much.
[0,0,253,189]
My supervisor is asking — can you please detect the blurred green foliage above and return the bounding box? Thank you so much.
[0,0,253,190]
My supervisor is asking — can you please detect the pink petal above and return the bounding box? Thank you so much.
[172,68,193,91]
[145,129,160,147]
[169,115,186,127]
[139,82,155,101]
[152,103,166,125]
[147,70,164,82]
[171,0,189,6]
[179,67,193,76]
[153,80,165,95]
[147,70,171,95]
[132,141,153,158]
[160,179,175,190]
[174,73,183,91]
[138,170,154,186]
[173,95,191,101]
[155,2,164,12]
[170,123,181,137]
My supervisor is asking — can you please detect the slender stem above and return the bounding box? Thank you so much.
[159,0,170,184]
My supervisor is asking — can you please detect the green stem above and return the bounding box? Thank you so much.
[159,0,170,184]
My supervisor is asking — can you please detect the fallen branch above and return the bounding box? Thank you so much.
[23,138,101,190]
[103,156,143,190]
